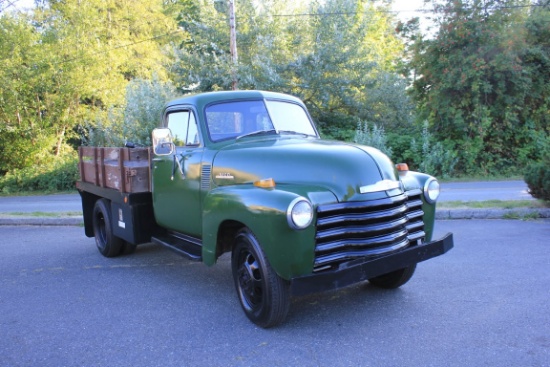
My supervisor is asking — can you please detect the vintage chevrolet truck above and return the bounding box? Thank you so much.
[76,90,453,327]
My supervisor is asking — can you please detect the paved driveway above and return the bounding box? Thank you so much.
[1,219,548,366]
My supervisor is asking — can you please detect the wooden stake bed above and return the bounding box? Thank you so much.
[78,146,151,193]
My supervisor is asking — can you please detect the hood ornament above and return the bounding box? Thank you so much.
[359,179,400,194]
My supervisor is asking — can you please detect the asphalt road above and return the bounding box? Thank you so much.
[1,220,548,367]
[439,180,533,202]
[0,193,82,213]
[0,180,534,214]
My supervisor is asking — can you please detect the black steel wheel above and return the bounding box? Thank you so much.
[368,264,416,289]
[92,199,123,257]
[232,229,290,328]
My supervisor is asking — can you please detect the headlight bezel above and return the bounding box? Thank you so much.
[423,177,440,204]
[287,198,314,230]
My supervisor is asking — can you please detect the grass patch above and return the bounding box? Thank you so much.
[0,190,78,197]
[439,175,524,183]
[438,199,548,209]
[501,211,542,220]
[0,211,82,218]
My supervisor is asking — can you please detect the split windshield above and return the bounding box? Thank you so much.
[205,99,317,142]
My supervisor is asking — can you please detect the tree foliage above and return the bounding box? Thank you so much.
[406,0,550,175]
[82,76,178,147]
[0,0,180,174]
[2,0,547,186]
[170,0,413,140]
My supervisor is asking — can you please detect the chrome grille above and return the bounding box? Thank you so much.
[314,189,425,271]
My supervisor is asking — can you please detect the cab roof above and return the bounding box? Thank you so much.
[165,90,304,111]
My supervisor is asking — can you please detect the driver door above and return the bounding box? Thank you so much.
[152,108,203,237]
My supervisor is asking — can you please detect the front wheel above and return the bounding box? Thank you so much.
[92,199,124,257]
[368,264,416,289]
[232,229,290,328]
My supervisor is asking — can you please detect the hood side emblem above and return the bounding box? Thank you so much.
[215,172,234,180]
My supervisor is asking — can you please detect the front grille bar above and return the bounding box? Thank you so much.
[314,189,426,271]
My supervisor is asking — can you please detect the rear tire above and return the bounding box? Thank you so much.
[119,242,137,256]
[232,229,290,328]
[92,199,123,257]
[368,264,416,289]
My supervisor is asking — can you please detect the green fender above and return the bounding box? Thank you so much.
[202,184,334,280]
[399,170,438,241]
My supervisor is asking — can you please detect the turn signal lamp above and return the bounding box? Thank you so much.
[254,178,276,189]
[396,163,409,172]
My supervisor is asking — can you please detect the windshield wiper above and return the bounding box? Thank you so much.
[236,129,277,140]
[277,130,313,137]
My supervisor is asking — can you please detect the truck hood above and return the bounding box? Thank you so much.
[211,138,401,202]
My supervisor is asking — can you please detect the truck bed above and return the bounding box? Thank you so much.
[78,146,151,193]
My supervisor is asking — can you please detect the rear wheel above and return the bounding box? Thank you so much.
[92,199,123,257]
[368,264,416,289]
[119,242,137,256]
[232,229,290,328]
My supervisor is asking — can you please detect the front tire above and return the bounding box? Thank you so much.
[92,199,123,257]
[368,264,416,289]
[232,229,290,328]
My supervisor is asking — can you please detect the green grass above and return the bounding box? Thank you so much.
[439,175,524,183]
[438,199,548,209]
[0,189,78,197]
[0,211,82,218]
[501,211,542,220]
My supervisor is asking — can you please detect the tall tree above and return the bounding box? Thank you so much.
[0,0,181,173]
[171,0,411,140]
[409,0,549,174]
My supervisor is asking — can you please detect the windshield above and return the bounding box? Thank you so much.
[205,99,317,142]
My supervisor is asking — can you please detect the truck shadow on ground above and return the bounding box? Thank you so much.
[121,242,417,330]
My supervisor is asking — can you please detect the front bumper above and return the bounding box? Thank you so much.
[290,232,454,296]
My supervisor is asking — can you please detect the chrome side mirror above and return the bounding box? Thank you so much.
[152,128,175,156]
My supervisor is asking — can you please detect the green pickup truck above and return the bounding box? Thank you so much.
[77,90,453,327]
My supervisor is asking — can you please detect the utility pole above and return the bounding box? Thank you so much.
[228,0,238,90]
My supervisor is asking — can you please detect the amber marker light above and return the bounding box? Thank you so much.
[396,163,409,172]
[254,178,276,189]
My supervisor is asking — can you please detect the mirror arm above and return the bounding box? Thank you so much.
[171,154,186,181]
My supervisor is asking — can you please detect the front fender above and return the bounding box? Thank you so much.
[202,184,335,280]
[399,170,438,241]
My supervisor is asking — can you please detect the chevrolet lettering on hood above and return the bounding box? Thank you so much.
[215,172,234,180]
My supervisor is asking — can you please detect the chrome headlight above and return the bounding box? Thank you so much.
[424,178,440,204]
[287,198,313,230]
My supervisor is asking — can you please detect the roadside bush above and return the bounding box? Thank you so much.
[0,154,79,194]
[122,76,178,146]
[81,76,178,147]
[524,134,550,201]
[413,122,458,178]
[524,157,550,202]
[354,120,393,157]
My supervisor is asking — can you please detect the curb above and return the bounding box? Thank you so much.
[1,208,549,226]
[435,208,550,220]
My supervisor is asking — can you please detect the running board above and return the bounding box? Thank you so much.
[152,232,202,261]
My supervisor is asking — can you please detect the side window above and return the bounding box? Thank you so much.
[166,110,200,147]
